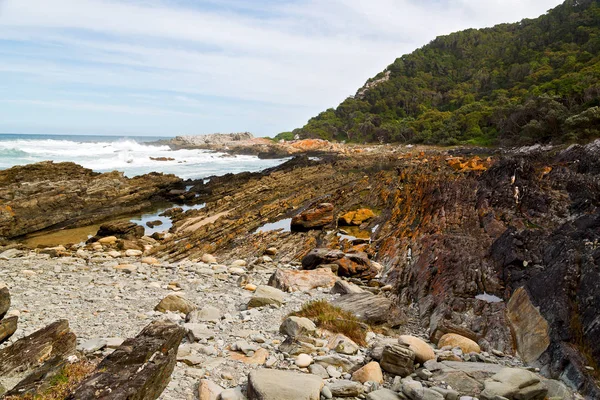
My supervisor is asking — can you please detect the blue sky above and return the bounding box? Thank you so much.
[0,0,564,137]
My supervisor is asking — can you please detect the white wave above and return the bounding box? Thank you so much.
[0,137,285,179]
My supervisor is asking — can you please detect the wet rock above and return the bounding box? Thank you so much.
[438,333,480,354]
[154,294,197,314]
[67,320,185,400]
[247,369,323,400]
[247,285,285,308]
[268,268,337,292]
[95,221,145,241]
[380,344,415,377]
[291,203,334,231]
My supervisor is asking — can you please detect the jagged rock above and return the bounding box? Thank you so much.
[0,283,9,319]
[438,333,480,354]
[302,249,379,280]
[247,369,323,400]
[67,320,185,400]
[380,344,415,377]
[0,316,18,345]
[154,294,197,314]
[280,316,317,338]
[480,368,547,400]
[399,335,435,364]
[0,320,76,390]
[332,292,403,325]
[291,203,334,231]
[506,287,550,363]
[339,208,375,226]
[0,161,180,239]
[352,361,384,384]
[268,268,337,292]
[248,285,285,308]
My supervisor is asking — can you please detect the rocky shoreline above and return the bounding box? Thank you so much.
[0,140,599,399]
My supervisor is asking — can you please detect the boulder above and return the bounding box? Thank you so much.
[332,292,403,325]
[302,249,345,269]
[247,369,323,400]
[506,287,550,363]
[367,389,403,400]
[339,209,375,226]
[398,335,435,364]
[480,367,547,400]
[0,315,18,345]
[269,268,337,292]
[0,283,9,319]
[280,316,317,338]
[331,279,365,295]
[438,333,480,354]
[380,344,415,377]
[67,320,185,400]
[328,334,359,355]
[301,249,379,280]
[154,294,197,314]
[186,306,221,323]
[352,361,384,384]
[291,203,334,231]
[248,285,285,308]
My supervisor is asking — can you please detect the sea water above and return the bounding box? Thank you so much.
[0,133,284,180]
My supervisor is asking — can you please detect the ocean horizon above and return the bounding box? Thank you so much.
[0,133,284,180]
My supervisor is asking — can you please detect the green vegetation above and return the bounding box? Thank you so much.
[273,131,295,141]
[293,0,600,146]
[288,300,367,345]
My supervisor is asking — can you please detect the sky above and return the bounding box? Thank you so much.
[0,0,564,137]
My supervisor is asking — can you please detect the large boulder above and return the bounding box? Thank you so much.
[67,320,185,400]
[398,335,435,364]
[268,268,337,292]
[302,249,380,280]
[480,368,548,400]
[438,333,480,354]
[247,369,323,400]
[291,203,334,231]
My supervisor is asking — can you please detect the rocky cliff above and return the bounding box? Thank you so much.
[0,161,182,240]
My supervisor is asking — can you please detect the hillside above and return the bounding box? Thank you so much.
[283,0,600,146]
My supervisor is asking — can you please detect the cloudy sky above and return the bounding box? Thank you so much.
[0,0,563,137]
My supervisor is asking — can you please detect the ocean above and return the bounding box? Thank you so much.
[0,133,285,180]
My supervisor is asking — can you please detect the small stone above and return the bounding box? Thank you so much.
[98,236,117,244]
[114,264,137,273]
[125,249,143,257]
[231,259,247,267]
[265,247,278,255]
[202,254,217,264]
[321,386,333,399]
[78,338,107,353]
[327,365,342,378]
[155,294,197,314]
[141,257,159,265]
[21,270,36,277]
[247,285,285,308]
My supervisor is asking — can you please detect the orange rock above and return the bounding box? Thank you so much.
[229,348,269,365]
[339,209,375,226]
[399,335,435,364]
[438,333,481,354]
[352,361,383,384]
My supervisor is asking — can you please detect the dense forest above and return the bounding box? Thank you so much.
[279,0,600,146]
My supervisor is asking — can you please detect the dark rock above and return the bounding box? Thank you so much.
[291,203,334,231]
[302,249,379,280]
[146,220,163,228]
[94,220,145,241]
[67,320,185,400]
[4,356,69,398]
[380,344,415,377]
[0,316,18,345]
[0,320,76,385]
[302,249,344,269]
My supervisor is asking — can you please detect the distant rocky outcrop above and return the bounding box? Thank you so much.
[0,161,181,239]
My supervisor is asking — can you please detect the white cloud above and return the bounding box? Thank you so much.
[0,0,564,135]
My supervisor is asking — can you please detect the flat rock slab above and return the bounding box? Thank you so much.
[247,369,323,400]
[67,320,185,400]
[268,268,337,292]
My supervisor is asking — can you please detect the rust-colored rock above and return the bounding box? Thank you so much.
[291,203,334,231]
[339,209,375,226]
[438,333,481,354]
[268,268,337,292]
